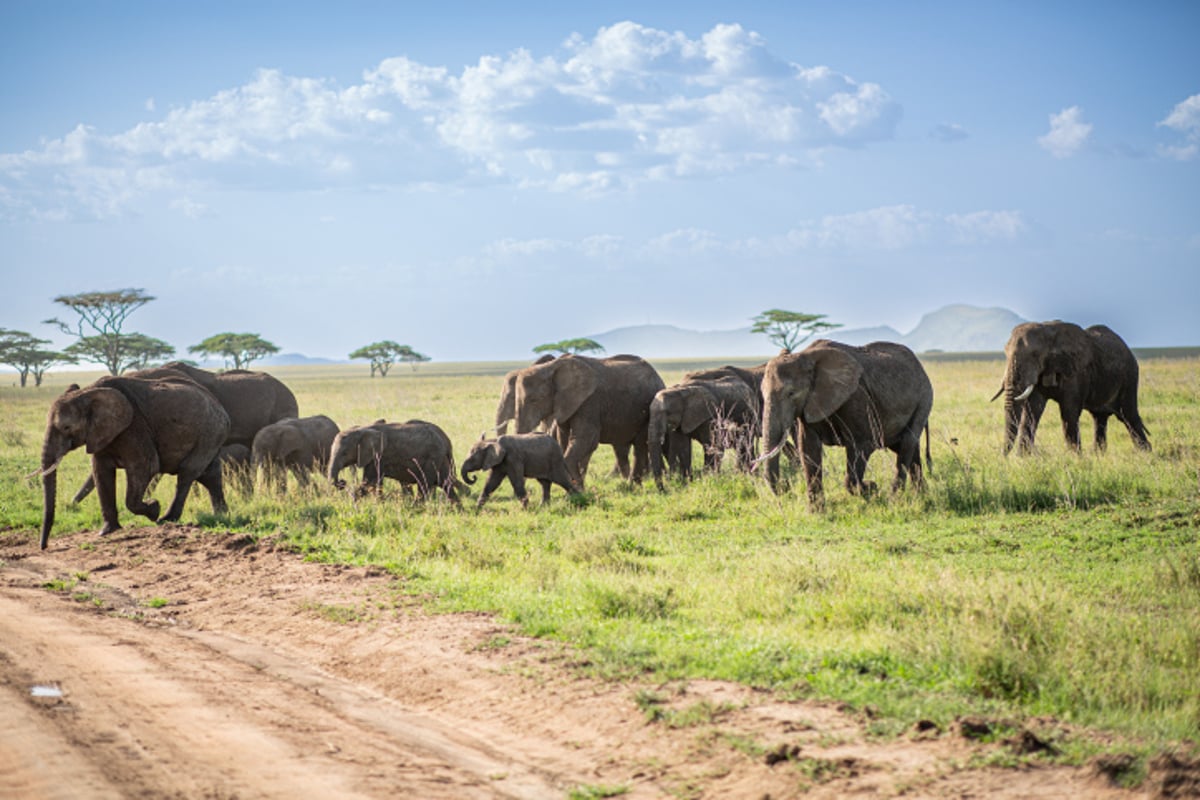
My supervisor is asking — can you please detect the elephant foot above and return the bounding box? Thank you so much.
[98,522,122,536]
[136,500,162,522]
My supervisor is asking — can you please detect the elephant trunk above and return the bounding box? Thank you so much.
[647,399,667,488]
[327,442,351,489]
[759,394,794,491]
[40,434,69,550]
[460,464,477,485]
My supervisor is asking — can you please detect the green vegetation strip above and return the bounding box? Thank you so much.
[3,358,1197,753]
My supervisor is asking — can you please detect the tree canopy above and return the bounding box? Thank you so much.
[44,288,160,375]
[532,338,606,356]
[0,329,75,387]
[350,341,430,376]
[750,309,841,353]
[66,333,175,375]
[189,333,280,370]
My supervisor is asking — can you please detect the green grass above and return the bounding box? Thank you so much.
[3,357,1198,755]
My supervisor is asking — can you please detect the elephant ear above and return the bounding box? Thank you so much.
[84,387,134,454]
[481,441,506,470]
[551,358,599,425]
[680,388,714,434]
[803,349,863,423]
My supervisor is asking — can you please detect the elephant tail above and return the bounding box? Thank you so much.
[924,422,933,476]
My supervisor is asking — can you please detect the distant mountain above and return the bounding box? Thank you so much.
[902,305,1027,353]
[260,352,344,366]
[590,305,1027,358]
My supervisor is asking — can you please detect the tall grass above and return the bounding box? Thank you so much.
[2,357,1197,749]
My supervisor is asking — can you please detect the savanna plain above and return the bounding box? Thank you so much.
[1,355,1198,798]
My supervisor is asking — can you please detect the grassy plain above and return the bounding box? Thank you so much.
[2,356,1198,763]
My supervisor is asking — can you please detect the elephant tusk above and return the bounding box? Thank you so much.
[1014,384,1035,402]
[28,455,66,480]
[989,385,1004,402]
[750,440,787,470]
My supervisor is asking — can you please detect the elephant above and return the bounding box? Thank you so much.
[511,354,665,487]
[495,354,633,477]
[39,376,231,548]
[251,415,340,492]
[72,361,298,503]
[758,340,933,506]
[327,419,462,503]
[992,321,1150,454]
[683,362,804,464]
[460,433,581,508]
[648,377,761,490]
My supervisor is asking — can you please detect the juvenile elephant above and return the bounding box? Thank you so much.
[327,419,461,503]
[72,361,298,503]
[648,377,760,489]
[512,354,665,487]
[252,415,340,492]
[758,340,933,506]
[460,433,580,508]
[992,321,1149,454]
[39,377,231,548]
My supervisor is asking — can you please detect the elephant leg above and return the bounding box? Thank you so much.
[1092,412,1110,452]
[92,456,127,535]
[538,478,553,505]
[564,425,601,488]
[1017,394,1046,454]
[122,464,162,524]
[630,434,650,485]
[1059,401,1083,452]
[197,457,228,515]
[800,427,825,508]
[1116,393,1151,451]
[610,443,632,478]
[698,429,721,473]
[844,445,873,496]
[476,469,506,508]
[508,470,530,508]
[72,474,97,505]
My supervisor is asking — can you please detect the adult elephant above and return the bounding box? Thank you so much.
[648,377,760,489]
[251,415,340,493]
[512,354,665,486]
[71,361,298,502]
[39,376,230,548]
[992,321,1149,454]
[495,354,635,477]
[327,419,462,503]
[758,340,933,507]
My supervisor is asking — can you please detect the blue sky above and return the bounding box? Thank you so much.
[3,1,1198,362]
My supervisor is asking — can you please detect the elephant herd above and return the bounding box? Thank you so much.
[35,321,1151,549]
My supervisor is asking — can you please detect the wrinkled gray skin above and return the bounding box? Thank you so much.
[994,321,1149,454]
[496,354,633,477]
[460,433,580,508]
[684,362,803,464]
[40,377,230,549]
[327,419,461,503]
[513,354,665,487]
[252,415,340,492]
[72,361,298,503]
[648,377,761,490]
[760,340,933,506]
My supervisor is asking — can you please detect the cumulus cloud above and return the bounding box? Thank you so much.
[1157,93,1200,160]
[0,21,902,219]
[1038,106,1092,158]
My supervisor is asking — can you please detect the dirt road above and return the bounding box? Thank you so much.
[0,526,1163,798]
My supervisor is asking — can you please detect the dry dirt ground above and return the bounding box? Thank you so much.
[1,525,1194,799]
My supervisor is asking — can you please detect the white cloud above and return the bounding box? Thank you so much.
[0,21,902,219]
[1038,106,1092,158]
[930,122,968,142]
[1157,93,1200,161]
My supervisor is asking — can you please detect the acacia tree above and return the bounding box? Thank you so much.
[66,333,175,374]
[532,338,606,356]
[189,333,280,370]
[750,309,841,353]
[397,345,431,371]
[44,288,160,375]
[350,341,405,377]
[0,329,76,387]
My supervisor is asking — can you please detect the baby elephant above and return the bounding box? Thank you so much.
[460,433,580,509]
